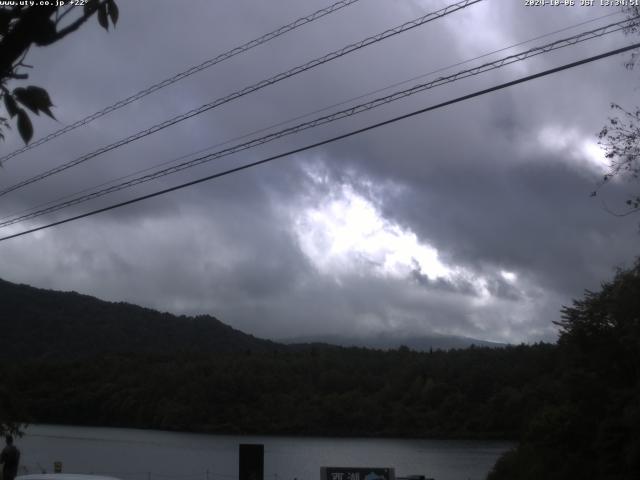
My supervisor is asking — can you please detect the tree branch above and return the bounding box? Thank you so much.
[0,1,107,75]
[599,198,640,217]
[0,6,56,77]
[54,5,75,26]
[44,1,108,45]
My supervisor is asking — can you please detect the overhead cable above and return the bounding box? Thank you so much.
[1,10,625,225]
[0,11,624,222]
[0,16,634,229]
[1,41,639,243]
[0,0,483,198]
[0,0,363,164]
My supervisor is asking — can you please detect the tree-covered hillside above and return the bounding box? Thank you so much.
[2,259,639,480]
[2,344,555,438]
[0,278,281,359]
[488,260,640,479]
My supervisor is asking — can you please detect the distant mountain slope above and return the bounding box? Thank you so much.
[283,332,506,351]
[0,278,281,359]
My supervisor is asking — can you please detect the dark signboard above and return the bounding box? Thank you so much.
[321,467,395,480]
[239,444,264,480]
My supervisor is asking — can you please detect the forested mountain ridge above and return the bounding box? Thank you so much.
[0,277,554,440]
[0,277,281,359]
[2,344,558,438]
[1,277,500,358]
[284,333,506,351]
[3,260,639,479]
[488,260,640,479]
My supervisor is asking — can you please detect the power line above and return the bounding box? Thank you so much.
[0,17,632,227]
[0,0,483,198]
[0,10,623,227]
[0,0,363,165]
[1,41,638,243]
[1,9,624,225]
[0,16,634,230]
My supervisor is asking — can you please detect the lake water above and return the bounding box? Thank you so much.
[16,425,512,480]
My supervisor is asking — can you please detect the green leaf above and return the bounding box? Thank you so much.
[84,0,100,17]
[16,109,33,144]
[0,9,14,35]
[26,86,54,119]
[4,94,19,118]
[33,18,57,46]
[107,0,119,26]
[97,3,109,30]
[13,86,55,119]
[13,87,38,115]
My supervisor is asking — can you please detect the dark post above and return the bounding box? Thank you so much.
[239,444,264,480]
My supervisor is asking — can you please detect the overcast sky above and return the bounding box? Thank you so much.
[1,0,639,343]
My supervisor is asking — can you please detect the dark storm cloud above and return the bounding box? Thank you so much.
[380,154,637,294]
[1,0,639,343]
[410,260,480,296]
[301,0,640,302]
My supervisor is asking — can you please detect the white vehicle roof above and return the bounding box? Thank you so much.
[17,475,122,480]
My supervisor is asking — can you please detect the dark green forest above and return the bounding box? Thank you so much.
[0,277,281,359]
[1,260,639,479]
[1,344,557,438]
[488,260,640,479]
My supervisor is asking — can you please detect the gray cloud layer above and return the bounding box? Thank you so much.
[1,0,639,343]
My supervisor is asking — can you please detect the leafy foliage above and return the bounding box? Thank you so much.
[1,345,558,439]
[0,278,561,440]
[2,262,639,480]
[0,276,278,438]
[0,386,26,438]
[0,0,118,145]
[594,7,640,215]
[598,103,640,212]
[488,260,640,480]
[0,278,282,359]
